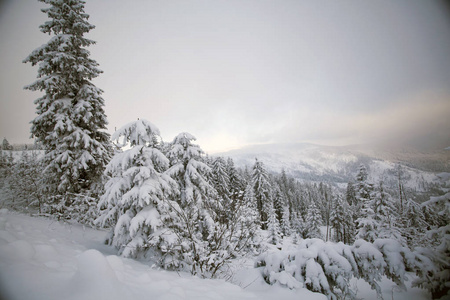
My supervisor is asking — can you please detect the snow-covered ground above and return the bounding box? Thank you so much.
[0,209,325,300]
[0,210,431,300]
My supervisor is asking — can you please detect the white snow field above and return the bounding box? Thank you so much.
[0,209,431,300]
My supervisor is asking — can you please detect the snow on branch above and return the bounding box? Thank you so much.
[112,119,160,147]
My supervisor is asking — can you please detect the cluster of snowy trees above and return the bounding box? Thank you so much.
[95,120,259,276]
[1,0,447,298]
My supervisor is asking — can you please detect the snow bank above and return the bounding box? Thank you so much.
[0,211,327,300]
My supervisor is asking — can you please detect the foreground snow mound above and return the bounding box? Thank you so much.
[68,249,128,300]
[0,211,325,300]
[256,238,432,300]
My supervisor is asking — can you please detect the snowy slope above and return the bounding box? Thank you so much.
[217,143,446,189]
[0,210,326,300]
[0,210,432,300]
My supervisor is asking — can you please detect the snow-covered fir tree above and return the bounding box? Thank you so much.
[414,191,450,299]
[355,199,378,242]
[290,212,302,244]
[2,138,11,150]
[266,201,281,245]
[355,165,373,203]
[226,157,245,202]
[280,205,291,237]
[165,132,222,275]
[252,158,272,229]
[354,164,377,242]
[23,0,111,196]
[210,156,231,223]
[372,180,405,244]
[401,196,429,247]
[233,183,261,254]
[167,133,215,208]
[305,201,322,239]
[225,157,246,220]
[8,150,44,213]
[330,194,354,244]
[242,183,260,230]
[97,119,178,262]
[345,182,357,206]
[272,184,285,224]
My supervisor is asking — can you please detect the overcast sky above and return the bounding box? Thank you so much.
[1,0,449,153]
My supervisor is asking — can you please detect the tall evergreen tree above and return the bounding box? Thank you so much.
[23,0,111,195]
[330,194,354,244]
[355,165,373,203]
[401,197,428,247]
[252,158,272,229]
[353,164,375,241]
[267,201,281,245]
[345,182,356,206]
[280,205,291,237]
[372,181,404,244]
[211,156,231,223]
[272,184,286,223]
[305,201,322,239]
[242,183,260,229]
[290,211,306,241]
[226,157,245,205]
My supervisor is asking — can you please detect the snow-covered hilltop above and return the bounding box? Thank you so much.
[217,142,449,189]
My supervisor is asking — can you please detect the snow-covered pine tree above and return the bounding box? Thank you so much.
[414,191,450,299]
[2,138,11,150]
[230,183,261,255]
[167,133,215,208]
[0,151,13,189]
[330,194,354,244]
[242,183,260,230]
[354,164,377,242]
[165,132,220,275]
[226,157,245,210]
[211,157,230,196]
[401,196,429,247]
[305,201,322,239]
[8,150,44,213]
[97,119,179,263]
[345,182,357,206]
[280,205,291,237]
[267,201,281,245]
[210,156,231,224]
[355,165,373,203]
[23,0,111,197]
[372,180,405,245]
[272,184,286,224]
[355,199,378,243]
[252,158,272,229]
[290,210,307,241]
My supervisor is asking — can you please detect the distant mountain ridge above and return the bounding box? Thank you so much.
[215,142,449,189]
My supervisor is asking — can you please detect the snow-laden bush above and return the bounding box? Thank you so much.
[255,238,429,299]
